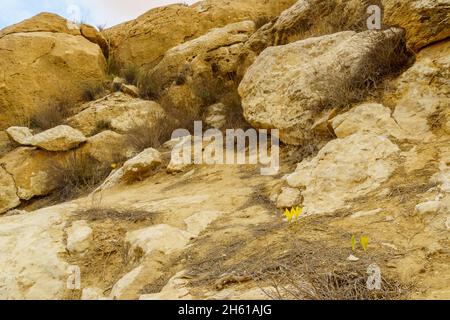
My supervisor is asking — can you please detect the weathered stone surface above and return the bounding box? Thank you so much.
[97,148,161,190]
[286,133,399,214]
[79,130,134,164]
[80,23,109,57]
[238,0,449,77]
[148,21,254,117]
[67,93,167,136]
[331,103,406,139]
[110,266,142,300]
[0,166,20,214]
[120,84,139,97]
[0,131,13,157]
[65,220,93,253]
[0,147,58,200]
[106,0,296,69]
[383,0,450,52]
[0,206,68,299]
[388,40,450,142]
[415,201,442,215]
[276,187,302,208]
[30,125,87,151]
[125,224,191,256]
[204,103,227,130]
[0,13,106,129]
[139,271,192,300]
[6,127,33,145]
[239,29,407,145]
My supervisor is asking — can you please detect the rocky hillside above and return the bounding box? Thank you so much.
[0,0,449,300]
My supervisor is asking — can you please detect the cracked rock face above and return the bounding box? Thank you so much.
[0,166,20,214]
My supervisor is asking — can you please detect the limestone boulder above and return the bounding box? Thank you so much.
[67,93,167,136]
[147,21,255,117]
[276,187,302,209]
[0,13,106,129]
[0,147,61,200]
[30,125,87,151]
[79,130,135,164]
[239,29,408,145]
[331,103,407,139]
[286,132,400,214]
[105,0,296,69]
[0,166,20,214]
[0,206,69,299]
[387,40,450,142]
[6,127,33,145]
[383,0,450,52]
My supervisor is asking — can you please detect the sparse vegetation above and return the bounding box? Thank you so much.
[49,152,113,203]
[82,83,106,102]
[121,64,140,85]
[30,98,73,131]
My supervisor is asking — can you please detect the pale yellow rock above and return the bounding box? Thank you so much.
[149,21,255,116]
[120,84,139,97]
[276,187,302,208]
[383,0,450,52]
[204,103,227,130]
[331,104,406,139]
[286,133,399,214]
[139,271,192,300]
[239,29,407,145]
[30,125,87,151]
[0,206,69,299]
[110,266,143,300]
[5,127,33,145]
[106,0,296,68]
[389,41,450,142]
[125,224,191,257]
[80,130,135,164]
[0,14,106,129]
[67,93,167,136]
[0,166,20,214]
[0,147,59,200]
[65,220,93,253]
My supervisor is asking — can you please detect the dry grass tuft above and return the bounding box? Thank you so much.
[30,98,74,131]
[49,152,112,203]
[82,83,106,102]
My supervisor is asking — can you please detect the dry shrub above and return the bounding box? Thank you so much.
[138,70,160,100]
[313,28,412,114]
[74,206,159,223]
[82,83,106,102]
[253,264,407,300]
[121,65,140,85]
[30,98,73,131]
[254,16,271,29]
[49,152,112,203]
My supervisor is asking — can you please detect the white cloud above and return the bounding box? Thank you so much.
[77,0,199,27]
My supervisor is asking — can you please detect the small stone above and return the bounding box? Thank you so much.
[66,220,93,253]
[414,201,441,215]
[276,187,302,208]
[6,126,33,145]
[347,255,360,262]
[121,84,140,97]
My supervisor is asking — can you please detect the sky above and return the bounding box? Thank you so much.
[0,0,199,29]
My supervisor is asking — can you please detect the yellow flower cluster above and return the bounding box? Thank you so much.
[284,206,303,223]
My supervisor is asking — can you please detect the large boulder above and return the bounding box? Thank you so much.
[0,13,106,129]
[239,29,409,145]
[286,132,400,214]
[147,21,255,117]
[0,166,20,214]
[105,0,297,69]
[238,0,449,77]
[67,93,167,136]
[383,0,450,52]
[387,40,450,142]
